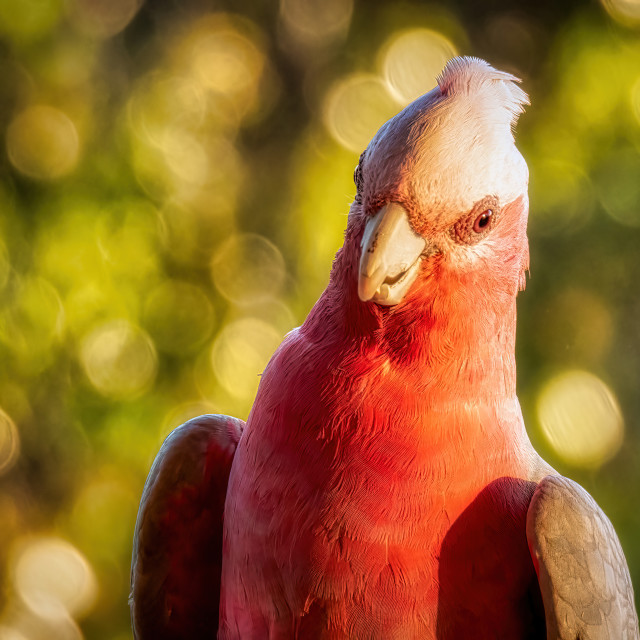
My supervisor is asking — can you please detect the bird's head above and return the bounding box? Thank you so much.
[353,57,530,309]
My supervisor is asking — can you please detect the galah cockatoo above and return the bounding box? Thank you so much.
[130,57,639,639]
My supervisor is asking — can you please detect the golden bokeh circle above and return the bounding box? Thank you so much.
[323,73,400,153]
[537,370,624,469]
[211,233,286,305]
[381,29,457,105]
[80,320,158,398]
[6,106,79,181]
[210,317,283,402]
[280,0,354,47]
[12,536,98,620]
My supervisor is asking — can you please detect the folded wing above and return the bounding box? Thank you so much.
[527,474,639,640]
[130,414,244,639]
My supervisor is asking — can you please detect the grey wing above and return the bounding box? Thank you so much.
[527,474,639,640]
[130,414,244,640]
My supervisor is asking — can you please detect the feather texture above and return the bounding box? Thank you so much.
[437,56,529,129]
[527,476,639,640]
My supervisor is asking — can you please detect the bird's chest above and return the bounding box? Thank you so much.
[304,443,538,633]
[222,406,541,639]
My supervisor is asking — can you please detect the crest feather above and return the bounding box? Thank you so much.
[437,56,529,127]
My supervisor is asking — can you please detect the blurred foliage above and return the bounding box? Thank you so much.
[0,0,639,637]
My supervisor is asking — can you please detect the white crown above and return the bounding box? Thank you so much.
[437,56,529,132]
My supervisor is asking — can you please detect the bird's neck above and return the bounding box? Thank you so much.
[303,232,520,404]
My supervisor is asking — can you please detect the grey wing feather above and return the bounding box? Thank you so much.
[527,474,639,640]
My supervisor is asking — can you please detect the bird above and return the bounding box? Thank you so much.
[130,57,639,639]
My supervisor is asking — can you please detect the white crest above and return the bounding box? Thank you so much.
[437,56,529,132]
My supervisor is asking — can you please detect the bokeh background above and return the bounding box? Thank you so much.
[0,0,639,637]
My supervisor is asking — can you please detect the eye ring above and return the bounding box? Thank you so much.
[473,209,493,233]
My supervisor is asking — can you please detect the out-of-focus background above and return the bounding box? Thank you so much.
[0,0,639,637]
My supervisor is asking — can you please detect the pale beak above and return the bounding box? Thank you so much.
[358,202,428,306]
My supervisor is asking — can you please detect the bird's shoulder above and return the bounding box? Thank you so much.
[526,474,639,640]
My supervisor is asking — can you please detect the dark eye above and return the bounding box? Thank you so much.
[354,150,366,193]
[354,163,363,191]
[473,209,493,233]
[451,197,499,244]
